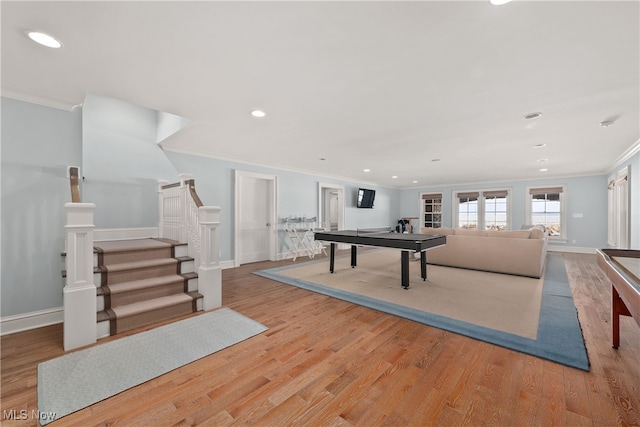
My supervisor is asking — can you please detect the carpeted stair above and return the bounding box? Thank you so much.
[94,238,202,336]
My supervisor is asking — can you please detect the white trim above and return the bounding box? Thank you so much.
[234,170,278,267]
[94,227,159,241]
[608,138,640,171]
[525,184,568,241]
[452,187,512,230]
[1,87,78,111]
[318,182,346,230]
[0,307,63,336]
[220,260,236,270]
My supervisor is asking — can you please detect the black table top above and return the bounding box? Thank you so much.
[314,230,446,251]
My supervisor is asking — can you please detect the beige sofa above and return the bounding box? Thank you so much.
[420,226,548,278]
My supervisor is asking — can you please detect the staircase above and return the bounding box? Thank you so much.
[94,238,203,336]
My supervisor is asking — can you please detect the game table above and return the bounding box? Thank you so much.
[314,230,447,289]
[596,248,640,348]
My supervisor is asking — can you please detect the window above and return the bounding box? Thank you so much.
[421,193,442,228]
[457,192,479,229]
[482,190,508,230]
[454,189,510,230]
[527,186,566,240]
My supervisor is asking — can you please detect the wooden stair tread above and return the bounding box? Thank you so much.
[94,238,174,253]
[102,274,191,294]
[108,293,201,318]
[87,238,201,336]
[103,258,178,272]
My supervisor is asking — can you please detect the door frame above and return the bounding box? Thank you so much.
[234,170,278,266]
[318,182,345,231]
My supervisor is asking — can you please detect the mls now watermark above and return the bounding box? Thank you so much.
[3,409,57,422]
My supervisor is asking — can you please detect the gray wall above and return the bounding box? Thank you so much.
[399,175,610,250]
[1,98,82,317]
[82,94,180,228]
[165,150,400,261]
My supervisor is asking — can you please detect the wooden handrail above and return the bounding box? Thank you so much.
[69,167,81,203]
[186,179,203,208]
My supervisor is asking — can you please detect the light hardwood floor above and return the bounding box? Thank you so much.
[2,253,639,426]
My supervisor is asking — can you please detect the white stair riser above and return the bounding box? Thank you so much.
[97,320,110,339]
[188,278,198,293]
[181,260,195,274]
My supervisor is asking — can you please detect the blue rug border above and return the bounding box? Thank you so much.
[255,252,590,371]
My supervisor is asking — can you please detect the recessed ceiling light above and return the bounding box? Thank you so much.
[250,110,266,118]
[532,143,546,149]
[490,0,512,5]
[539,168,548,172]
[363,169,371,172]
[392,176,398,179]
[27,31,62,48]
[523,112,542,120]
[600,120,615,127]
[537,158,548,163]
[412,180,418,184]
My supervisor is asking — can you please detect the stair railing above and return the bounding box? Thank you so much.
[158,174,221,310]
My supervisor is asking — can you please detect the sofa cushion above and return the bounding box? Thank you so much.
[454,228,487,237]
[528,227,546,239]
[486,230,530,239]
[420,227,455,235]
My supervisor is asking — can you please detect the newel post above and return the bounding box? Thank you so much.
[198,206,222,310]
[63,203,97,350]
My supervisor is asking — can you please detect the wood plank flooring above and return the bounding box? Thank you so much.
[2,253,639,426]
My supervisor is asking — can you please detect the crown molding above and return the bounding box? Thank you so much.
[1,87,78,111]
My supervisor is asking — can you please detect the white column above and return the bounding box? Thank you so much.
[157,179,168,239]
[64,203,97,350]
[197,206,222,310]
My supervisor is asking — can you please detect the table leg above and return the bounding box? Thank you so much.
[401,251,409,289]
[329,243,336,273]
[351,245,357,268]
[612,284,632,349]
[420,251,427,280]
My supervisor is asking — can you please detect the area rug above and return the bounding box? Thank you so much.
[256,251,590,371]
[37,307,268,424]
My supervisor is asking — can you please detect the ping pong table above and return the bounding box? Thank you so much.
[314,230,447,289]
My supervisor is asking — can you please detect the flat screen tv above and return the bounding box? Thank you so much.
[357,188,376,208]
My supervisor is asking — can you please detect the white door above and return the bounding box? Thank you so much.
[236,171,276,265]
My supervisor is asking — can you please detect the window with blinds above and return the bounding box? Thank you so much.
[421,193,442,228]
[526,185,566,239]
[454,189,510,230]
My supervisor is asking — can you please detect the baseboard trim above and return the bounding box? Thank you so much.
[220,260,235,270]
[548,245,597,254]
[0,307,63,336]
[94,227,159,241]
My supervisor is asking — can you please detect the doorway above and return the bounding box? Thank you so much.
[235,171,277,266]
[318,182,345,232]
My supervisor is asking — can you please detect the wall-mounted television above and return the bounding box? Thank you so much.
[357,188,376,208]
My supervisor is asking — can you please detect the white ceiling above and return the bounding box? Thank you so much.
[2,0,639,188]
